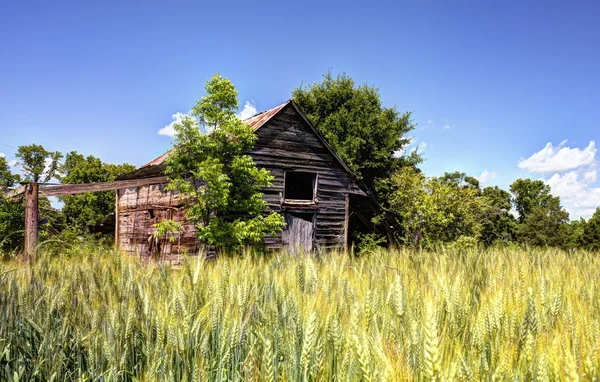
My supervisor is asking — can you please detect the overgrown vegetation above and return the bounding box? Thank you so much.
[165,74,285,251]
[1,246,600,380]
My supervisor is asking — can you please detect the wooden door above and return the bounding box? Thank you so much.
[282,212,314,254]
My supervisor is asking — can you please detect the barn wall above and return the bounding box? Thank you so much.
[117,103,362,256]
[117,183,198,259]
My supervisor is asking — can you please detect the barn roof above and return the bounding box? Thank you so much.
[132,101,290,174]
[118,100,355,180]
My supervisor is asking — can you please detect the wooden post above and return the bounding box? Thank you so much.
[114,189,120,250]
[24,183,39,263]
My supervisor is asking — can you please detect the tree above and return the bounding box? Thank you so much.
[518,197,570,247]
[0,156,20,189]
[387,167,491,248]
[165,74,285,251]
[292,72,420,194]
[509,179,555,223]
[480,186,518,245]
[583,208,600,251]
[58,151,135,233]
[15,144,62,183]
[564,218,587,250]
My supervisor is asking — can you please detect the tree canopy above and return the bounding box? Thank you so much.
[165,74,284,251]
[15,144,62,183]
[293,72,420,193]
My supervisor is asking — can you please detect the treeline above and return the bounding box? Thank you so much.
[0,146,134,255]
[384,168,599,250]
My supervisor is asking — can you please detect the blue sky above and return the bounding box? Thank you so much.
[1,1,599,218]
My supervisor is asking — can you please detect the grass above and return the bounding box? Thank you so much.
[1,247,599,381]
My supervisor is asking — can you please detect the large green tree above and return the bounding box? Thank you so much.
[583,208,600,251]
[58,151,135,232]
[509,178,555,223]
[518,197,570,247]
[292,72,420,194]
[15,144,62,183]
[166,74,284,251]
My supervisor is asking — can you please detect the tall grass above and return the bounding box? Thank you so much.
[1,247,599,380]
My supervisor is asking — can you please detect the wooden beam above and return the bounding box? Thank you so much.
[4,185,26,199]
[41,176,170,196]
[24,183,39,264]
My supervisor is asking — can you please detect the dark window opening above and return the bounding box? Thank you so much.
[148,209,155,219]
[284,172,316,201]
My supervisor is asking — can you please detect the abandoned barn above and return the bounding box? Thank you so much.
[115,100,383,257]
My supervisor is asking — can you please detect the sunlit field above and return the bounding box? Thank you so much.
[1,247,599,381]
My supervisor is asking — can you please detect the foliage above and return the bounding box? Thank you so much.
[0,156,20,189]
[354,232,386,255]
[480,186,518,245]
[583,208,600,251]
[2,247,600,380]
[0,196,65,256]
[510,178,556,223]
[518,197,570,247]
[165,74,284,251]
[58,151,135,232]
[292,72,420,194]
[15,144,62,183]
[152,220,184,244]
[387,167,491,248]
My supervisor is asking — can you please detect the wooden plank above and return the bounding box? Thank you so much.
[3,185,26,199]
[41,176,170,196]
[24,183,39,263]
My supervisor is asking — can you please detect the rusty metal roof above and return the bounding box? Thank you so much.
[136,100,290,171]
[243,101,289,131]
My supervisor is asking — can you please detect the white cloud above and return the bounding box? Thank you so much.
[546,169,600,219]
[158,112,194,137]
[518,141,596,173]
[0,152,4,158]
[477,169,497,185]
[238,101,257,120]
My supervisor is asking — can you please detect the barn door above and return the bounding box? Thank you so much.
[282,212,314,254]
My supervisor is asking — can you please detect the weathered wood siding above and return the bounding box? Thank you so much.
[117,183,197,258]
[117,103,362,257]
[252,103,360,251]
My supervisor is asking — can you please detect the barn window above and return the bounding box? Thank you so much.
[284,172,317,201]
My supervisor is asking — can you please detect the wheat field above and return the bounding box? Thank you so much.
[1,247,599,381]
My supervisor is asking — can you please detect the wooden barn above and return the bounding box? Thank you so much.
[115,100,385,258]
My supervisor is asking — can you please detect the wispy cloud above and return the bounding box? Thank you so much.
[421,120,453,131]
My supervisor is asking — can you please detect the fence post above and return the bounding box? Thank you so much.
[24,183,39,263]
